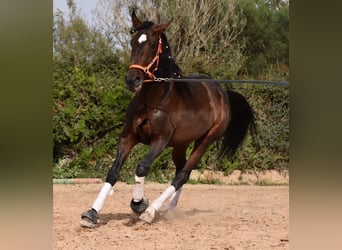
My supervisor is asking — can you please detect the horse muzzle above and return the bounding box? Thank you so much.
[126,68,146,92]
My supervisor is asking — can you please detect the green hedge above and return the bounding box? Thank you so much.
[53,62,289,180]
[53,63,131,178]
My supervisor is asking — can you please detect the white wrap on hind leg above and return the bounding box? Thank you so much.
[166,187,182,211]
[139,185,176,223]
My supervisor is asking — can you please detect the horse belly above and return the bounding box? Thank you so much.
[169,115,213,145]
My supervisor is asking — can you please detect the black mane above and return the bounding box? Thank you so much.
[131,21,154,33]
[157,33,182,79]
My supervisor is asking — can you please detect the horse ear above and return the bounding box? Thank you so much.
[132,10,142,30]
[153,19,172,33]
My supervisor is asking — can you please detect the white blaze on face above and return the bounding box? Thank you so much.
[138,34,147,43]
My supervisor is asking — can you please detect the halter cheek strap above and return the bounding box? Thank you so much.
[129,37,163,82]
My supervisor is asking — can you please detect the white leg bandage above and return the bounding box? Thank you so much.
[167,187,182,210]
[92,182,112,212]
[132,175,145,202]
[151,186,176,211]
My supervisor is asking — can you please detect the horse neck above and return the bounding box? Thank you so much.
[155,60,181,78]
[154,34,182,79]
[139,35,181,106]
[152,56,177,102]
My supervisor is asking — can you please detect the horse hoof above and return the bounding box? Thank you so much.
[80,209,98,228]
[139,207,156,224]
[130,197,149,214]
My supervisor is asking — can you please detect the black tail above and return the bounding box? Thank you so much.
[219,90,257,159]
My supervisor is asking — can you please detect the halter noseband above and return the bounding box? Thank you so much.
[129,36,163,82]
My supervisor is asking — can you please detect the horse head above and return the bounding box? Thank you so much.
[125,11,171,92]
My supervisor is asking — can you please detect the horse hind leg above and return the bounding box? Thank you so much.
[164,145,187,212]
[139,119,226,224]
[142,143,210,224]
[170,128,224,200]
[139,145,187,223]
[165,187,182,212]
[139,186,176,224]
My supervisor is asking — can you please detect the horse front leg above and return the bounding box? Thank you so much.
[80,134,136,228]
[130,175,149,213]
[129,139,169,214]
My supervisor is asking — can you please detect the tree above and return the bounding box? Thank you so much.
[53,0,124,74]
[236,0,289,77]
[94,0,246,79]
[53,3,132,177]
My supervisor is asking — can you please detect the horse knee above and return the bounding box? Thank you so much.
[136,163,150,177]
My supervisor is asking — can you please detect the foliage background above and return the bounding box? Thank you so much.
[53,0,289,182]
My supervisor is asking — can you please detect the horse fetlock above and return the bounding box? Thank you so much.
[136,163,150,177]
[172,171,191,190]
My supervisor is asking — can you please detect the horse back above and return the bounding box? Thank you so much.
[169,80,229,145]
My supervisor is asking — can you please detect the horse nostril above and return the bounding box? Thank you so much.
[134,76,141,84]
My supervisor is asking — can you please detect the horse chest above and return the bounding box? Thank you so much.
[133,107,173,144]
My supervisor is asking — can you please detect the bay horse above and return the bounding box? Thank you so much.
[80,11,256,227]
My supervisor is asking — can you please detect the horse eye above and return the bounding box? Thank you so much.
[130,29,136,35]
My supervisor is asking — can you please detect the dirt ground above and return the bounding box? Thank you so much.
[53,182,289,250]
